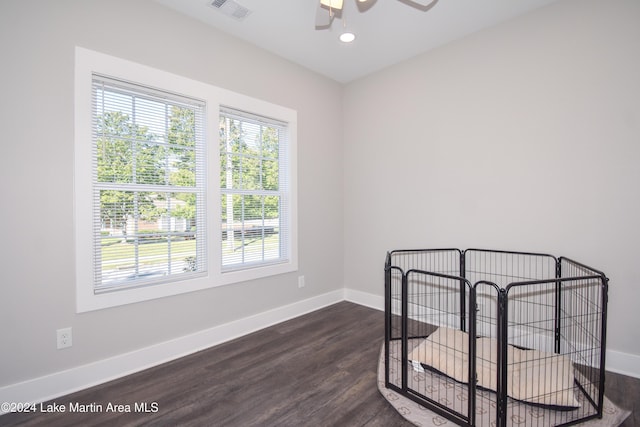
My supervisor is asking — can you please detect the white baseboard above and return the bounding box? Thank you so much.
[606,349,640,379]
[344,288,384,311]
[0,289,344,414]
[1,287,638,415]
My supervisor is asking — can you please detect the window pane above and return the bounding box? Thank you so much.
[220,193,281,267]
[229,154,243,189]
[219,117,243,153]
[221,194,242,266]
[168,106,196,147]
[264,195,280,220]
[99,89,132,120]
[134,97,166,142]
[98,189,199,288]
[262,159,278,190]
[100,239,198,288]
[262,126,279,159]
[97,136,133,183]
[136,142,167,185]
[167,190,198,240]
[263,195,281,262]
[168,153,196,187]
[241,155,261,190]
[244,194,262,220]
[239,121,261,154]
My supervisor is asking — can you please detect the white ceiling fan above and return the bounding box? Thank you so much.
[315,0,439,30]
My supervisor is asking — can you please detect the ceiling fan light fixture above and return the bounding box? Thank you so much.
[339,32,356,43]
[320,0,344,10]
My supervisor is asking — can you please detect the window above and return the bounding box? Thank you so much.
[91,76,206,292]
[219,108,291,271]
[75,47,297,312]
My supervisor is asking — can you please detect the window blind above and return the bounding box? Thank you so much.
[91,75,207,293]
[219,107,290,271]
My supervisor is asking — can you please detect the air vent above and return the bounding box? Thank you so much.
[210,0,252,21]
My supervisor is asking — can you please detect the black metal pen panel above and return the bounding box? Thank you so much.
[384,248,609,427]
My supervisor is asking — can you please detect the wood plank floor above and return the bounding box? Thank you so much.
[2,301,638,426]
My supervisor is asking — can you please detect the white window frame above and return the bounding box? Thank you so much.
[215,95,298,287]
[219,108,292,274]
[75,47,297,312]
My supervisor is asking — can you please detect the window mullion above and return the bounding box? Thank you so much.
[133,190,140,277]
[261,195,266,260]
[95,182,196,193]
[241,194,245,264]
[167,192,172,275]
[225,117,235,253]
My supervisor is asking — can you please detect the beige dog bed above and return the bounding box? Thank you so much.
[408,326,579,408]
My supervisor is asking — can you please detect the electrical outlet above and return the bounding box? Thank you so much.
[298,275,305,288]
[57,327,72,349]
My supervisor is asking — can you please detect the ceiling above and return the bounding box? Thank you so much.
[155,0,561,83]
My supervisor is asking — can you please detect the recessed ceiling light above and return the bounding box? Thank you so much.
[339,32,356,43]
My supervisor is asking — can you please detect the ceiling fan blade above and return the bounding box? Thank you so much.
[320,0,344,10]
[355,0,376,12]
[314,0,438,33]
[315,3,335,29]
[397,0,439,12]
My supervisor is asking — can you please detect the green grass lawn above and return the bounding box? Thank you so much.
[101,234,280,270]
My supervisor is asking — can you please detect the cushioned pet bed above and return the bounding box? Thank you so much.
[408,326,580,409]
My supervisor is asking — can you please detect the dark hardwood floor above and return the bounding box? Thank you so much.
[1,302,638,426]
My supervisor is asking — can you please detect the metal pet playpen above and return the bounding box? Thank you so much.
[384,248,608,427]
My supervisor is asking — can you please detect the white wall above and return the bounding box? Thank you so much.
[2,0,639,400]
[344,0,640,368]
[0,0,343,388]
